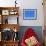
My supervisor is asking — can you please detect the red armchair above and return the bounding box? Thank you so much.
[21,28,41,46]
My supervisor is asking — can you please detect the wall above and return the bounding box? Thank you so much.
[0,0,44,26]
[18,0,44,26]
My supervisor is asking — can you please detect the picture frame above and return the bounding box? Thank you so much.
[23,9,37,20]
[9,11,17,15]
[2,10,9,15]
[9,10,17,15]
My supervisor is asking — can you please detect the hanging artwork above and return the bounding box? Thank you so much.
[23,9,37,20]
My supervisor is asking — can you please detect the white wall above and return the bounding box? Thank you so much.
[0,0,15,7]
[0,0,44,26]
[17,0,44,26]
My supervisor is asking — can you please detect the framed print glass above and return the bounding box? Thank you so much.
[9,9,17,15]
[9,9,15,15]
[23,9,37,20]
[2,10,9,15]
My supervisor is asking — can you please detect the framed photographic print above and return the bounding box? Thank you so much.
[23,9,37,20]
[2,10,9,15]
[10,11,17,15]
[9,10,17,15]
